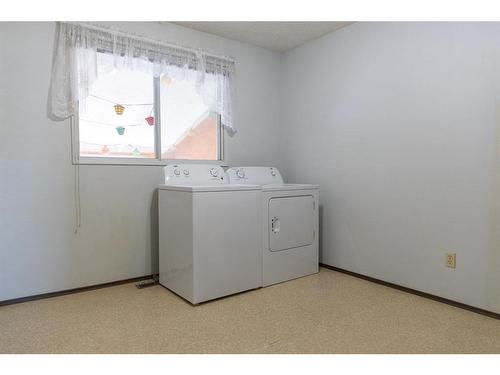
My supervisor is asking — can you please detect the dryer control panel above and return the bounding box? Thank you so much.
[227,167,284,185]
[164,164,227,185]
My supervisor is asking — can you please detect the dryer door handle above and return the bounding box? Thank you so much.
[271,216,280,234]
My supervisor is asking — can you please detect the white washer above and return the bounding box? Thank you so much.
[227,167,319,286]
[159,164,262,304]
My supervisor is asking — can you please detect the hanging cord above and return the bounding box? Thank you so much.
[74,163,82,234]
[89,94,153,106]
[80,118,146,127]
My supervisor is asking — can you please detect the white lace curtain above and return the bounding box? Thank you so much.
[48,22,236,130]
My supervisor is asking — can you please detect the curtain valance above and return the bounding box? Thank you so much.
[49,22,236,130]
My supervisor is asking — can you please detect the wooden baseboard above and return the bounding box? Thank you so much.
[320,264,500,320]
[0,275,153,307]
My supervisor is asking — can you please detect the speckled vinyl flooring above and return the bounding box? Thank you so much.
[0,267,499,353]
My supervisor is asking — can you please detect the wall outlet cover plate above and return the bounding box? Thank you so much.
[445,252,456,269]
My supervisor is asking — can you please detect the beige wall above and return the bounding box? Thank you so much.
[281,22,500,313]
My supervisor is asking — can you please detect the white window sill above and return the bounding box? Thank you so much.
[74,157,228,167]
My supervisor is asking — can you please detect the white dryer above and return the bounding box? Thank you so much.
[158,164,262,304]
[227,167,319,286]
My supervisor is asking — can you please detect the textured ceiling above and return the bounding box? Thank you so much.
[171,22,352,52]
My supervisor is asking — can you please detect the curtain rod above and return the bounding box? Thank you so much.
[65,22,236,63]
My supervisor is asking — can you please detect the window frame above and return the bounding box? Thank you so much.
[72,77,227,166]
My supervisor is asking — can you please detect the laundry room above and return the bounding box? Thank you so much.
[1,0,500,371]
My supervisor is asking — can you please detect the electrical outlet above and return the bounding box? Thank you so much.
[445,252,456,268]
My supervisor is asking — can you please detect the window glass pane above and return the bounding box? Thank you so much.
[79,53,155,158]
[160,74,219,160]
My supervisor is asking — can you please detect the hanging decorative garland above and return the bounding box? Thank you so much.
[89,94,153,119]
[84,96,156,137]
[114,104,125,115]
[81,141,147,158]
[145,106,154,126]
[81,118,144,128]
[161,75,172,86]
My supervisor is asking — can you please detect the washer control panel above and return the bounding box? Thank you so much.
[227,167,284,185]
[164,164,227,185]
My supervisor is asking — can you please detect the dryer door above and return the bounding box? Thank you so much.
[268,195,314,252]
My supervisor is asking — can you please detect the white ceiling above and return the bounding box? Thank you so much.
[172,22,352,52]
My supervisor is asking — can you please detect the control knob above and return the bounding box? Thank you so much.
[210,168,219,177]
[236,169,245,178]
[174,169,181,176]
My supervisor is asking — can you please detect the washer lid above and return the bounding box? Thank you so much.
[159,184,262,192]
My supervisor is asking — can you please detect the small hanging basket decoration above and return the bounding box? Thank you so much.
[161,75,172,86]
[114,104,125,115]
[145,116,155,126]
[116,126,125,135]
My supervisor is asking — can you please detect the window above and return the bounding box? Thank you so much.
[76,52,223,164]
[51,23,235,162]
[159,75,221,161]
